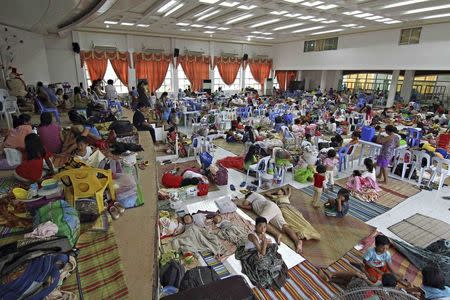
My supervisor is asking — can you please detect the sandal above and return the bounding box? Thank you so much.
[114,202,126,214]
[230,184,236,191]
[138,160,149,170]
[108,205,120,220]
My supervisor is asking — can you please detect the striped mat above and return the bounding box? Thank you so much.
[301,185,389,222]
[200,251,232,279]
[253,261,340,300]
[61,223,129,299]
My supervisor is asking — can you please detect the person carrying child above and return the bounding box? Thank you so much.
[324,187,350,217]
[312,164,327,208]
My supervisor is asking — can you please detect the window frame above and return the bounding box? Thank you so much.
[399,27,422,45]
[213,66,242,91]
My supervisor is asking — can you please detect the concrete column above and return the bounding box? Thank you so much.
[241,44,247,92]
[171,38,179,93]
[333,70,343,90]
[297,70,304,81]
[400,70,415,103]
[209,41,214,89]
[387,70,400,108]
[71,31,86,87]
[320,70,327,91]
[126,34,136,90]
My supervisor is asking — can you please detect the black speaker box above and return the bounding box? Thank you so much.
[174,48,180,57]
[72,42,80,53]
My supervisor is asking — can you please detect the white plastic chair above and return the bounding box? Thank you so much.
[391,149,412,179]
[245,156,273,189]
[426,157,450,191]
[0,89,20,128]
[409,150,431,181]
[343,143,362,170]
[188,136,205,157]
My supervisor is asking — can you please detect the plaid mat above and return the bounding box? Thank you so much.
[213,139,245,156]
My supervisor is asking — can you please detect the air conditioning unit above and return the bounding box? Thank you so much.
[92,44,117,52]
[264,78,273,96]
[221,52,238,57]
[256,55,269,59]
[185,50,205,56]
[142,48,164,54]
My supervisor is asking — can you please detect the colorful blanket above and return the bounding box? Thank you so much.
[61,223,129,299]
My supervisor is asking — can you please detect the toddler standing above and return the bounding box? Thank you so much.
[323,149,338,191]
[312,164,327,208]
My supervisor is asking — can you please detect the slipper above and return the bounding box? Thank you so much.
[108,206,120,220]
[230,184,236,191]
[240,181,246,187]
[114,202,126,214]
[442,196,450,200]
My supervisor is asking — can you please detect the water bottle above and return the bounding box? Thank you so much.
[28,183,38,199]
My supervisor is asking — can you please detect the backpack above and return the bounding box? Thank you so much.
[109,120,134,136]
[179,266,220,291]
[213,163,228,186]
[160,260,185,289]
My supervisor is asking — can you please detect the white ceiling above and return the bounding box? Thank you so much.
[79,0,450,43]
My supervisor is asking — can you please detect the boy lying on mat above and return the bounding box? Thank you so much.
[237,191,303,253]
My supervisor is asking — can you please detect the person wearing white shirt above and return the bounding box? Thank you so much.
[105,79,118,100]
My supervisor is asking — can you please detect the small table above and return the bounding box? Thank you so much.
[182,110,200,126]
[357,139,407,165]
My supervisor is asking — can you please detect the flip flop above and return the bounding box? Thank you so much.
[230,184,236,191]
[240,181,246,187]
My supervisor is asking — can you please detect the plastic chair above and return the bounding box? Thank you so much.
[406,128,422,147]
[391,149,412,179]
[409,150,431,181]
[53,167,115,213]
[245,156,273,189]
[0,92,19,128]
[36,97,61,125]
[425,157,450,191]
[188,136,205,157]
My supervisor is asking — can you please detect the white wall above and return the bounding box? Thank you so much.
[2,25,50,85]
[274,22,450,71]
[44,34,78,87]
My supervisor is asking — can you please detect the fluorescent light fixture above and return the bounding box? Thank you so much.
[342,24,357,27]
[270,11,288,15]
[292,25,325,33]
[104,20,118,24]
[302,1,323,7]
[205,25,217,29]
[264,37,274,40]
[197,9,221,21]
[343,10,361,15]
[137,24,150,27]
[251,31,262,34]
[194,7,215,17]
[383,0,431,9]
[404,4,450,14]
[225,13,253,24]
[249,18,280,28]
[247,37,251,41]
[191,24,205,27]
[311,18,326,22]
[238,4,257,10]
[375,18,392,22]
[106,25,110,28]
[422,12,450,19]
[384,20,402,24]
[298,15,315,19]
[273,22,304,30]
[176,22,190,26]
[355,25,366,28]
[310,28,344,35]
[354,13,373,18]
[366,15,383,20]
[217,27,230,30]
[322,20,337,23]
[120,22,135,26]
[164,3,184,16]
[220,1,240,7]
[283,0,304,3]
[285,13,302,17]
[317,4,338,10]
[157,0,177,13]
[262,32,273,35]
[204,31,215,33]
[199,0,219,3]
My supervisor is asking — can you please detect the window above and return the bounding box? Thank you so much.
[343,73,392,93]
[304,37,338,52]
[244,66,260,90]
[214,67,242,91]
[178,67,191,91]
[399,27,421,45]
[157,64,172,93]
[84,60,128,94]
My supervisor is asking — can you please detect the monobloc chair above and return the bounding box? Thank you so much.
[409,150,431,181]
[425,157,450,191]
[36,97,61,125]
[245,156,273,189]
[391,149,412,179]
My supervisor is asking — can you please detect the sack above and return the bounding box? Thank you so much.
[213,163,228,186]
[160,260,185,289]
[294,168,314,183]
[109,120,134,135]
[34,200,80,247]
[75,199,99,223]
[179,266,220,291]
[361,126,375,142]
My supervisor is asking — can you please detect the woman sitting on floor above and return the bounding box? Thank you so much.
[37,112,62,154]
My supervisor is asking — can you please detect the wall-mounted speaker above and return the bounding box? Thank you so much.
[72,42,80,54]
[174,48,180,57]
[242,53,248,61]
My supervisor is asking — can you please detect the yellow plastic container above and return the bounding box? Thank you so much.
[13,187,28,200]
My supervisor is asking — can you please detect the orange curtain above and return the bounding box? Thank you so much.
[84,58,107,82]
[134,53,172,93]
[275,70,297,91]
[110,59,129,86]
[214,56,242,86]
[177,55,211,92]
[248,58,272,90]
